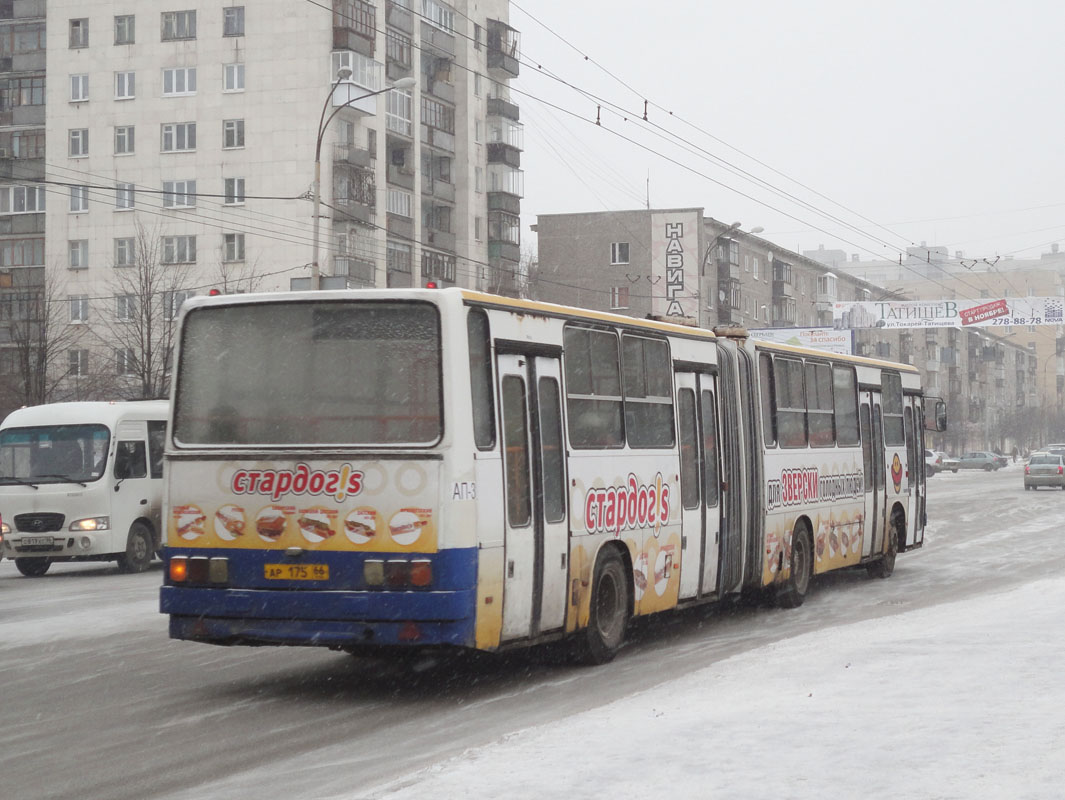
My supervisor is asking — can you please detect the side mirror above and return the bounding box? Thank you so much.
[934,399,947,432]
[923,397,947,432]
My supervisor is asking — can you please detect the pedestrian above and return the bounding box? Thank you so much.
[1012,446,1018,463]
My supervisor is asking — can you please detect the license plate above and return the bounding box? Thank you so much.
[264,563,329,581]
[23,536,53,547]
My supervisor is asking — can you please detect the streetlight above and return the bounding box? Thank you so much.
[310,71,416,290]
[700,221,763,326]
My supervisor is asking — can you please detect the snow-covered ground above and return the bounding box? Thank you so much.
[365,575,1064,800]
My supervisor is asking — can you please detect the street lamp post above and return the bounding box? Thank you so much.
[310,71,416,290]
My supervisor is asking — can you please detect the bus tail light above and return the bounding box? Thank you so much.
[385,560,408,588]
[364,560,385,587]
[208,558,229,583]
[170,556,188,582]
[409,559,432,587]
[1059,465,1063,475]
[1025,465,1031,474]
[188,557,210,583]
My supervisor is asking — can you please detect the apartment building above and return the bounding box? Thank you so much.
[534,208,1036,453]
[11,0,520,410]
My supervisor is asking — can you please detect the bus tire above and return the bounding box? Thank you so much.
[777,522,812,609]
[15,557,50,577]
[576,549,631,665]
[867,514,900,579]
[117,522,154,574]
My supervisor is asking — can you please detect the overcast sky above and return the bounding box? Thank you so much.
[512,0,1065,263]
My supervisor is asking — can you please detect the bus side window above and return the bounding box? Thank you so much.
[758,353,776,447]
[563,326,623,448]
[114,441,147,480]
[775,357,807,448]
[881,372,905,446]
[805,361,835,447]
[832,366,859,446]
[147,420,166,479]
[467,308,496,449]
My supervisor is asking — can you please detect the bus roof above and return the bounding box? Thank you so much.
[751,338,920,374]
[0,400,169,431]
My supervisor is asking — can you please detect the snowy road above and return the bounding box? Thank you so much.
[1,465,1060,800]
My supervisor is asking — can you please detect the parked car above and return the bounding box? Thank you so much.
[958,451,1005,471]
[1024,452,1065,490]
[924,449,941,475]
[936,451,959,473]
[1044,443,1065,461]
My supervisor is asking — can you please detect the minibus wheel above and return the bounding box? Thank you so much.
[777,523,812,608]
[15,557,50,577]
[576,549,631,665]
[117,522,154,573]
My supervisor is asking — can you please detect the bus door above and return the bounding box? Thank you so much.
[715,344,745,595]
[859,392,887,558]
[497,352,569,641]
[674,371,722,599]
[112,419,153,536]
[904,396,923,547]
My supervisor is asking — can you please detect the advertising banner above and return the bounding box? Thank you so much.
[749,327,854,355]
[650,211,700,320]
[832,297,1065,329]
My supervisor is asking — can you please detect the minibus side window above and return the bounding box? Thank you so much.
[114,441,147,480]
[148,421,166,478]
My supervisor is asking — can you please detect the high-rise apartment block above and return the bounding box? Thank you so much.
[0,0,522,413]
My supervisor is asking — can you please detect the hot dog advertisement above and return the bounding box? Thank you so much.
[166,460,438,552]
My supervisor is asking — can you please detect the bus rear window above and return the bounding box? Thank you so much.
[174,301,442,446]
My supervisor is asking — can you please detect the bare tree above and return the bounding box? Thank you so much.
[1,266,87,410]
[213,245,265,295]
[92,221,194,400]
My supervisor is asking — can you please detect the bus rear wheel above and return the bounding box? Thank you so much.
[576,550,631,665]
[117,523,154,574]
[777,523,812,608]
[868,514,900,579]
[15,557,51,577]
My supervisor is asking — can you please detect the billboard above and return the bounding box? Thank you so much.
[832,297,1065,329]
[650,211,700,320]
[749,327,855,355]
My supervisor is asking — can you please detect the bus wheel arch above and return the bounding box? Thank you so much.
[117,519,155,574]
[576,542,632,665]
[868,507,903,579]
[777,517,813,608]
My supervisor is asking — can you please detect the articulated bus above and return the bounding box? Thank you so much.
[160,289,945,663]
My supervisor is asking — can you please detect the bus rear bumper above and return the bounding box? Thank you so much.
[161,586,476,648]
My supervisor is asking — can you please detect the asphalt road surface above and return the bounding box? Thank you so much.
[0,464,1057,800]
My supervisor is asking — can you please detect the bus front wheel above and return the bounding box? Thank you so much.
[576,550,631,665]
[117,523,154,574]
[15,557,50,577]
[777,523,812,608]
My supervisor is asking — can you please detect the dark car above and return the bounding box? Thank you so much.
[958,451,1005,471]
[1024,453,1065,490]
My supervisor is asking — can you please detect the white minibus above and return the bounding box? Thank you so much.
[0,401,168,576]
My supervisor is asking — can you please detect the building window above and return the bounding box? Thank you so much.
[164,290,194,319]
[115,237,135,266]
[753,257,760,280]
[386,188,412,217]
[69,239,89,269]
[162,179,196,208]
[474,216,483,241]
[610,286,630,309]
[2,76,45,108]
[386,89,413,136]
[115,125,135,155]
[421,97,455,134]
[116,183,135,210]
[386,241,412,273]
[69,295,88,323]
[115,15,135,45]
[224,177,245,205]
[115,294,135,321]
[116,348,137,375]
[610,242,629,265]
[68,129,89,157]
[0,238,44,267]
[69,350,89,377]
[223,63,245,92]
[421,0,454,33]
[422,249,456,282]
[162,67,196,96]
[223,6,245,36]
[115,71,135,99]
[474,166,483,193]
[474,73,482,96]
[161,10,196,40]
[69,18,88,48]
[161,122,196,152]
[0,185,46,214]
[70,74,89,102]
[223,233,245,262]
[162,235,196,264]
[69,186,89,213]
[222,119,244,149]
[387,30,412,68]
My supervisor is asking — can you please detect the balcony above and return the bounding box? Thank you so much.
[487,96,520,121]
[487,191,520,215]
[423,227,456,252]
[334,256,375,286]
[332,143,372,169]
[772,279,794,298]
[717,259,740,281]
[386,0,413,34]
[386,163,415,191]
[422,178,455,202]
[488,241,520,264]
[421,21,455,56]
[487,19,520,78]
[487,142,521,169]
[333,0,376,57]
[0,156,43,181]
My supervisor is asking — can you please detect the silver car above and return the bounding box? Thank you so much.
[1024,453,1065,490]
